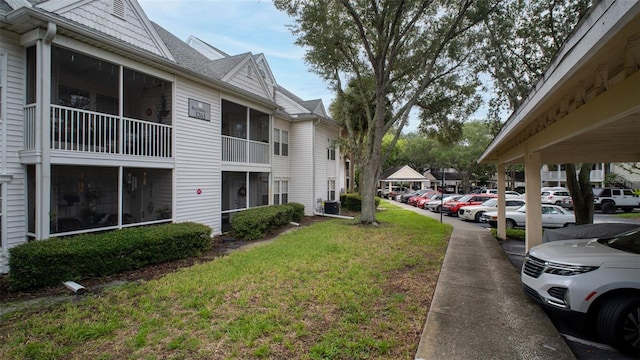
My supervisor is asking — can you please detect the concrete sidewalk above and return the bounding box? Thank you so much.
[391,202,575,360]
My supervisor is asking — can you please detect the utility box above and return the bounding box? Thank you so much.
[324,201,340,215]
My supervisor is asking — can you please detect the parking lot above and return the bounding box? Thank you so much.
[458,209,640,360]
[393,195,640,359]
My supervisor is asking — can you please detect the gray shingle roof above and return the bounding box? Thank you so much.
[0,1,13,13]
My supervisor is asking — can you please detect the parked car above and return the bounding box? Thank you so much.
[481,204,575,229]
[560,197,573,210]
[459,198,526,222]
[380,186,406,199]
[415,192,442,208]
[424,194,463,212]
[593,187,639,214]
[479,189,522,198]
[399,189,428,203]
[521,227,640,355]
[441,194,497,216]
[541,187,571,205]
[408,191,438,207]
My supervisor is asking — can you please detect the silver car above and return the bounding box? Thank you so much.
[481,204,576,229]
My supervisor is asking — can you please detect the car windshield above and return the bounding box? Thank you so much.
[481,199,497,207]
[598,228,640,254]
[458,195,472,202]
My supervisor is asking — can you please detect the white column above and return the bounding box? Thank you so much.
[524,152,542,251]
[497,163,506,240]
[37,25,55,240]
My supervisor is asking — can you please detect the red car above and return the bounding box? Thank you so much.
[407,190,438,206]
[442,194,497,216]
[414,192,441,208]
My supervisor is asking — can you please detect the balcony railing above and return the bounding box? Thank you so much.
[222,135,270,164]
[23,105,172,158]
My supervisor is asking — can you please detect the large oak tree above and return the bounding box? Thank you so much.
[274,0,493,223]
[477,0,595,224]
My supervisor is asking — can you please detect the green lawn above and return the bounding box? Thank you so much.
[613,211,640,220]
[0,204,451,360]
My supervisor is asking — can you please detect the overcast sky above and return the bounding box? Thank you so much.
[138,0,335,112]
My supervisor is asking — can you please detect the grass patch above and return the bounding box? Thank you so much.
[613,211,640,220]
[0,207,451,359]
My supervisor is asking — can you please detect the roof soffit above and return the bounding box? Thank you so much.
[479,1,640,165]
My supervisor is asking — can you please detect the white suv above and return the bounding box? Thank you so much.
[541,187,571,205]
[521,227,640,355]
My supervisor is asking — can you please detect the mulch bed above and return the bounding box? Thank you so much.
[0,215,331,304]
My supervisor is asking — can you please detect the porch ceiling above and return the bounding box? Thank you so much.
[479,3,640,166]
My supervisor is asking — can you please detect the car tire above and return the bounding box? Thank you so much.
[563,222,575,227]
[435,205,441,213]
[474,211,484,222]
[597,295,640,356]
[601,201,616,214]
[505,219,516,229]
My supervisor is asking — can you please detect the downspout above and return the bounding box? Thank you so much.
[0,54,11,273]
[37,22,56,241]
[312,118,319,214]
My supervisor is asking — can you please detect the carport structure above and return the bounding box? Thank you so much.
[478,0,640,251]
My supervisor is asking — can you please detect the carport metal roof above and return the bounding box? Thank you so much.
[477,0,640,250]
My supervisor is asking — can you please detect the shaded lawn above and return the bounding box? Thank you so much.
[0,205,451,359]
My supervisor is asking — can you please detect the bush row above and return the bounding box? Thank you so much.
[232,203,305,240]
[8,222,212,291]
[339,193,380,212]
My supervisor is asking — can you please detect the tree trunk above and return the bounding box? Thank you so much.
[359,92,388,224]
[565,163,594,225]
[360,160,378,224]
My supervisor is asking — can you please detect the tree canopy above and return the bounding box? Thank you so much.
[476,0,594,224]
[274,0,495,223]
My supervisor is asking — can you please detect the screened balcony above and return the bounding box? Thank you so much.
[221,99,270,164]
[22,46,172,159]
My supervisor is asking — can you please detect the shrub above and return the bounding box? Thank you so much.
[8,222,212,291]
[490,228,526,241]
[339,193,380,212]
[232,203,305,240]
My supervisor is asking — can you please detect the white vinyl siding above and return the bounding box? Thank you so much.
[314,125,328,204]
[174,79,221,233]
[0,37,28,272]
[226,63,271,100]
[289,121,314,215]
[272,118,290,184]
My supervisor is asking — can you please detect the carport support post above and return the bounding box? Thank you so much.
[524,152,543,251]
[497,164,507,240]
